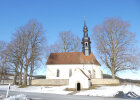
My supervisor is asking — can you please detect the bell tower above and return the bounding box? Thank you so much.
[81,17,91,56]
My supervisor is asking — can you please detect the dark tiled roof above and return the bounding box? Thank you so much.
[46,52,100,65]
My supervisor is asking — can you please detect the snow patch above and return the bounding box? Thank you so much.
[3,94,28,100]
[75,84,140,97]
[0,84,140,98]
[0,85,72,95]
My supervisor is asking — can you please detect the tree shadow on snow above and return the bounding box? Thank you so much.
[115,91,140,99]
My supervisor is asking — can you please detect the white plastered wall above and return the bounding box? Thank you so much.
[46,64,102,79]
[69,68,90,89]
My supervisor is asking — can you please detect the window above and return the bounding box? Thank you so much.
[85,42,88,46]
[69,69,72,77]
[57,69,60,77]
[88,70,91,74]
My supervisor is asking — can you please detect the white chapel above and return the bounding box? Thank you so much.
[46,20,103,90]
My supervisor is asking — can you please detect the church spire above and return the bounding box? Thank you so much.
[84,16,86,27]
[82,17,91,56]
[83,16,88,37]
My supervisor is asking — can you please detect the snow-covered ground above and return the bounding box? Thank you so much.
[3,94,28,100]
[0,84,140,99]
[0,85,72,95]
[75,84,140,97]
[0,85,72,100]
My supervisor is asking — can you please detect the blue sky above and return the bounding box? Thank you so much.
[0,0,140,79]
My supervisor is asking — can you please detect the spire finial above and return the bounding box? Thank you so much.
[84,16,86,26]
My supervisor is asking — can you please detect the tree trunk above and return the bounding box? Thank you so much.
[12,65,18,85]
[0,73,2,83]
[29,61,34,85]
[2,75,4,84]
[29,68,33,85]
[19,66,23,85]
[13,73,17,85]
[3,72,5,84]
[1,67,4,84]
[29,76,32,85]
[29,73,32,85]
[112,71,116,79]
[23,66,28,86]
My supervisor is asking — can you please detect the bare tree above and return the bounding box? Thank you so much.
[6,37,24,85]
[0,41,10,84]
[45,43,62,59]
[20,20,45,86]
[59,31,81,52]
[5,20,45,86]
[46,31,81,60]
[92,17,138,79]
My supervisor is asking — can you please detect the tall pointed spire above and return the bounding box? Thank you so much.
[83,16,88,37]
[84,16,86,27]
[82,17,91,56]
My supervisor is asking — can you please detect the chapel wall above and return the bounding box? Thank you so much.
[46,64,102,79]
[91,79,120,85]
[69,68,91,89]
[32,79,69,86]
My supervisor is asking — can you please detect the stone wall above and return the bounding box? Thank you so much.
[0,80,13,84]
[91,79,120,85]
[32,79,69,86]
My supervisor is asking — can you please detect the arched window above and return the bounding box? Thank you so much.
[88,70,91,74]
[85,42,88,46]
[69,69,72,77]
[57,69,60,77]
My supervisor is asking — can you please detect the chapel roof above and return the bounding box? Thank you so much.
[46,52,100,65]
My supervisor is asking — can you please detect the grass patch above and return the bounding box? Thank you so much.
[32,84,64,86]
[136,84,140,87]
[65,88,76,91]
[89,85,101,89]
[19,85,28,88]
[89,84,121,89]
[99,84,122,86]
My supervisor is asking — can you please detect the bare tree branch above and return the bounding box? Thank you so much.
[92,17,138,79]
